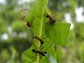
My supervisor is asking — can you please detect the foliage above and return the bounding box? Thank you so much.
[0,0,84,63]
[22,0,71,63]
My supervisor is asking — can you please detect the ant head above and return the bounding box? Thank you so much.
[32,49,35,52]
[27,22,32,27]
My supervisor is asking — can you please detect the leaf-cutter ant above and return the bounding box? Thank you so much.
[27,22,32,27]
[46,14,56,23]
[34,36,44,45]
[45,11,57,23]
[21,9,32,27]
[32,49,47,56]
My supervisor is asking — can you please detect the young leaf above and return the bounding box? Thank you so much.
[45,23,71,45]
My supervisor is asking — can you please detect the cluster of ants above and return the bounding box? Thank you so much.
[27,14,56,27]
[21,9,56,56]
[21,9,56,28]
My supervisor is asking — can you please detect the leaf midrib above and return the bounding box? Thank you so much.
[38,1,46,49]
[39,0,47,38]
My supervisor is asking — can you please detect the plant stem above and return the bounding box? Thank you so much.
[36,54,40,63]
[36,40,41,63]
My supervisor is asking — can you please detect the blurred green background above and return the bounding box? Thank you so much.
[0,0,84,63]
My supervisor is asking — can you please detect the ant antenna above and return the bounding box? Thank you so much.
[21,9,30,15]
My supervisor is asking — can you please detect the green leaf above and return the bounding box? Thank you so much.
[45,22,71,45]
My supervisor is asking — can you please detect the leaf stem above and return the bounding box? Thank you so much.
[36,0,48,62]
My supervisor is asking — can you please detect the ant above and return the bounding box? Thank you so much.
[34,36,44,45]
[27,22,32,27]
[46,14,56,23]
[21,9,56,24]
[32,49,47,56]
[38,14,56,23]
[21,9,32,27]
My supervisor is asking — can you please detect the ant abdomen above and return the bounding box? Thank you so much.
[50,19,56,23]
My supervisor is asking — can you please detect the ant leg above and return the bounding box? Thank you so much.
[21,10,27,15]
[50,11,57,17]
[20,9,30,15]
[21,16,26,21]
[40,46,44,50]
